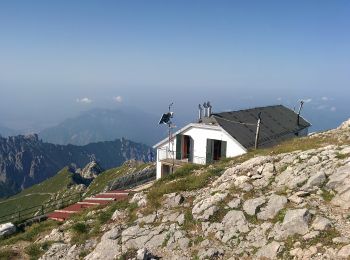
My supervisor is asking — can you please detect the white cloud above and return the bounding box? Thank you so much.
[321,96,329,101]
[301,98,312,103]
[113,96,123,103]
[277,97,282,101]
[76,97,92,104]
[330,106,337,112]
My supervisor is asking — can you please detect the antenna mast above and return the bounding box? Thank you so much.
[297,100,304,125]
[158,103,176,173]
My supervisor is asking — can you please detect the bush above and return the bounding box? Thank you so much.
[25,244,42,260]
[0,249,19,260]
[71,222,88,234]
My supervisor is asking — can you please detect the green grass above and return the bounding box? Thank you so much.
[0,167,76,216]
[70,222,89,245]
[72,222,88,233]
[25,244,43,260]
[335,152,349,160]
[321,189,335,202]
[118,248,137,260]
[182,208,197,232]
[85,163,152,196]
[303,228,340,248]
[0,249,19,260]
[146,164,211,210]
[0,220,59,247]
[273,208,288,223]
[0,162,151,219]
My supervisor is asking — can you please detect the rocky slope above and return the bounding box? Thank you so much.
[0,134,152,198]
[1,119,350,260]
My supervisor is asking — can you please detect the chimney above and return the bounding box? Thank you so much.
[203,102,208,117]
[207,101,212,117]
[198,104,203,121]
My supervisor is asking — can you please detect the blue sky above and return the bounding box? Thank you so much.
[0,1,349,131]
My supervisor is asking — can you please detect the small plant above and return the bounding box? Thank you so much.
[0,249,19,260]
[273,208,287,223]
[193,236,205,245]
[304,228,340,248]
[183,209,197,231]
[72,222,88,234]
[70,222,89,245]
[162,232,172,247]
[79,250,89,258]
[321,189,335,202]
[25,244,42,260]
[244,213,260,225]
[336,152,349,160]
[208,205,229,223]
[118,248,137,260]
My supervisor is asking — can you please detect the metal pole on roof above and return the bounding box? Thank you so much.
[167,103,175,174]
[255,112,262,150]
[297,100,304,126]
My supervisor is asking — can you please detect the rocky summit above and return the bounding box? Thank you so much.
[1,119,350,259]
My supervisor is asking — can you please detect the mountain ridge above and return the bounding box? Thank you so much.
[39,107,166,146]
[0,134,152,198]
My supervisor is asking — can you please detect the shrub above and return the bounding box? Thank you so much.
[71,222,88,234]
[0,249,19,260]
[25,244,42,260]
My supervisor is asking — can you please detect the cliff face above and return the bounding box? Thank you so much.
[0,134,152,198]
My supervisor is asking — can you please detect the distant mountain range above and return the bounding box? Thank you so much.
[0,125,17,137]
[0,134,152,198]
[39,108,166,146]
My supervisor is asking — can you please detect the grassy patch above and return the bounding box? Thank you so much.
[0,221,59,247]
[0,249,20,260]
[86,163,152,196]
[335,152,349,160]
[70,222,89,245]
[72,222,88,233]
[25,244,43,260]
[321,189,335,202]
[304,228,340,248]
[244,213,260,225]
[162,232,172,247]
[279,164,289,173]
[118,248,137,260]
[85,166,128,196]
[0,167,76,215]
[146,164,211,210]
[183,209,197,232]
[208,204,229,223]
[273,208,287,223]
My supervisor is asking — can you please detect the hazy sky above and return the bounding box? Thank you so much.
[0,1,349,131]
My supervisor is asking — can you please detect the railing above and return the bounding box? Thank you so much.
[192,156,206,165]
[0,192,82,225]
[158,148,175,161]
[157,148,206,165]
[107,166,156,191]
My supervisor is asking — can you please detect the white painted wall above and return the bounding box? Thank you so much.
[155,124,247,179]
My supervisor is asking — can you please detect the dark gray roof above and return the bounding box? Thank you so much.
[212,105,311,149]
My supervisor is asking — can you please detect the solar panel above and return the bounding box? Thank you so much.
[158,112,173,125]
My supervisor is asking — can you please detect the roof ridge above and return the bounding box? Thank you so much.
[212,104,284,115]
